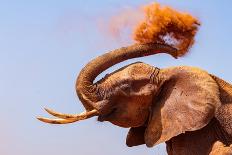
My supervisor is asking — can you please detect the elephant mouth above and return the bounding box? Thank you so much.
[98,108,117,122]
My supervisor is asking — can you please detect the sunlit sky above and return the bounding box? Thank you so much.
[1,0,232,155]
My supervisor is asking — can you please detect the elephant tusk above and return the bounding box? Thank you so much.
[37,117,81,124]
[44,108,89,119]
[37,109,99,124]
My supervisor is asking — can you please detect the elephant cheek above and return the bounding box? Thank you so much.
[110,120,132,128]
[110,110,149,128]
[104,113,133,128]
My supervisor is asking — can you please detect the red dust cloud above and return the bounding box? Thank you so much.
[105,2,200,56]
[134,3,200,56]
[98,7,144,45]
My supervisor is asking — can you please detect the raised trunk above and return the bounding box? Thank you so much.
[76,43,177,111]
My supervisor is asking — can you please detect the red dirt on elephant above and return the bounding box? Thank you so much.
[133,3,200,56]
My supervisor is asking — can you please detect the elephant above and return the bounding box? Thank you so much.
[38,43,232,155]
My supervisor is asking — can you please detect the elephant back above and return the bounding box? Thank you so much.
[211,74,232,143]
[211,75,232,104]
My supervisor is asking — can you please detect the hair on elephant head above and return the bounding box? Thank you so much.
[38,43,232,153]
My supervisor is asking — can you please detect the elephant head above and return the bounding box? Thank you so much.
[38,43,221,147]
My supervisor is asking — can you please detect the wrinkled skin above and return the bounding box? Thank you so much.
[38,43,232,155]
[96,64,232,155]
[96,62,157,128]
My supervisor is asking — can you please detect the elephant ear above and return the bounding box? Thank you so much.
[145,67,221,147]
[126,126,146,147]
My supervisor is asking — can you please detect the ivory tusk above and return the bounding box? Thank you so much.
[37,117,82,124]
[37,109,99,124]
[44,108,87,119]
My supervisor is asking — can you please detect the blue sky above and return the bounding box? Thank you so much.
[0,0,232,155]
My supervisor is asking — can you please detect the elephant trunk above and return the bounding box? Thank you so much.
[76,43,177,111]
[37,43,177,124]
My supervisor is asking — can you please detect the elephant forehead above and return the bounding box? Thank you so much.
[99,62,155,87]
[127,63,155,79]
[100,70,130,87]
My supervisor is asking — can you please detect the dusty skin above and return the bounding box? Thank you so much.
[37,3,232,155]
[38,43,232,155]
